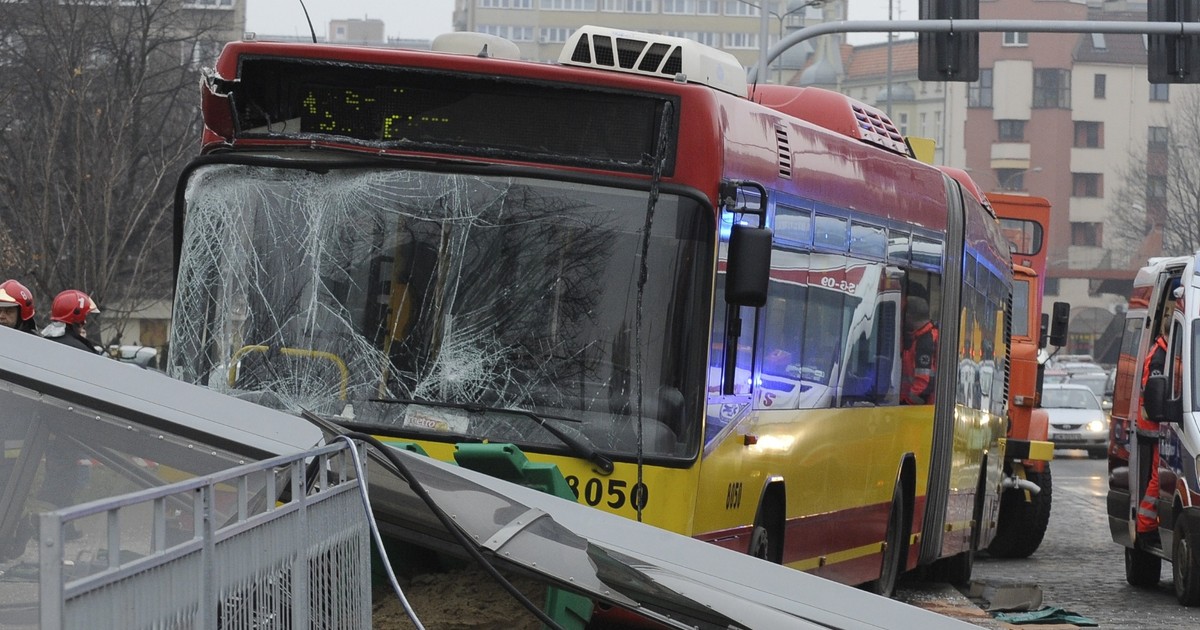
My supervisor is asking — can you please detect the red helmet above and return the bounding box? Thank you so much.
[50,289,100,325]
[0,279,35,321]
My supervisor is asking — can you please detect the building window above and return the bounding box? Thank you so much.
[968,69,993,108]
[1150,83,1170,102]
[1148,126,1170,148]
[1091,33,1107,50]
[540,27,572,43]
[1033,69,1071,109]
[934,111,943,146]
[1002,32,1028,46]
[724,0,759,16]
[696,0,720,14]
[724,32,759,49]
[897,112,908,136]
[541,0,597,8]
[663,0,694,13]
[997,120,1025,141]
[1071,222,1102,247]
[996,168,1029,191]
[1094,74,1106,99]
[1148,175,1167,199]
[1072,173,1103,197]
[1073,121,1102,148]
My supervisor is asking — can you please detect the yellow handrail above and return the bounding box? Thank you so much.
[228,345,350,400]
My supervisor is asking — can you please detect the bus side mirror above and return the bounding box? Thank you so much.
[1144,374,1182,424]
[726,223,772,307]
[1048,301,1070,348]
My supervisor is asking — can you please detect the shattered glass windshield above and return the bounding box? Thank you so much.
[169,162,712,461]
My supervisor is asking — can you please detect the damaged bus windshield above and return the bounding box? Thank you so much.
[169,162,712,462]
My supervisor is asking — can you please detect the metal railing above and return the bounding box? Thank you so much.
[39,441,369,630]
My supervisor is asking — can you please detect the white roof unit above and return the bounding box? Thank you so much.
[559,25,748,97]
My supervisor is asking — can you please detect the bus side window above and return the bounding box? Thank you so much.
[840,265,899,407]
[902,273,942,406]
[758,250,809,410]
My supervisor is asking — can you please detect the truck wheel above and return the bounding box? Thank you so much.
[1125,545,1162,587]
[987,468,1052,559]
[866,482,907,598]
[1174,519,1200,605]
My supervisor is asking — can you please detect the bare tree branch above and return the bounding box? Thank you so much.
[0,0,235,343]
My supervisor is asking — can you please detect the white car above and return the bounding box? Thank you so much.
[1042,383,1109,459]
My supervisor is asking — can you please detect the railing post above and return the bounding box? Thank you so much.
[39,511,64,629]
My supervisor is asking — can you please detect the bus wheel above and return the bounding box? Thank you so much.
[1125,545,1161,587]
[867,482,906,597]
[987,467,1052,559]
[1174,519,1200,605]
[748,498,783,564]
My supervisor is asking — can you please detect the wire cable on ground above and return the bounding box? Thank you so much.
[339,430,566,630]
[336,435,426,630]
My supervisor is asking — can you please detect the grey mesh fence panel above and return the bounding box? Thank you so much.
[39,441,370,630]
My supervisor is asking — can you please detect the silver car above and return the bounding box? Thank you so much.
[1043,383,1109,459]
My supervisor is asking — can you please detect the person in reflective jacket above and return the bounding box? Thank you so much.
[901,296,938,405]
[1136,316,1170,542]
[41,289,102,354]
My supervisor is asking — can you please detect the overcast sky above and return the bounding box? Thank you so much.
[243,0,913,44]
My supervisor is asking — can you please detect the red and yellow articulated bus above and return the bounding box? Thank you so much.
[168,26,1013,594]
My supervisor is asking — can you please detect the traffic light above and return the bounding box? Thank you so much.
[1148,0,1200,83]
[918,0,979,82]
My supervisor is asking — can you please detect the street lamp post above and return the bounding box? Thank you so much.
[775,1,823,84]
[744,0,823,83]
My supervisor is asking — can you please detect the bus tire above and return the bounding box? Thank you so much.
[1174,518,1200,605]
[987,467,1052,559]
[1125,545,1161,587]
[748,495,783,564]
[866,481,907,597]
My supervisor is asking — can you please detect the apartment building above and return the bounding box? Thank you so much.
[961,0,1199,353]
[452,0,831,74]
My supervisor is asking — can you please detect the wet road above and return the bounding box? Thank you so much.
[929,451,1200,629]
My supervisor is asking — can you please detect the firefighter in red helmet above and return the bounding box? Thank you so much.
[42,289,102,354]
[0,279,37,334]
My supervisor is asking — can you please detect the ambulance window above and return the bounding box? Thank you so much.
[1170,321,1183,399]
[1192,320,1200,410]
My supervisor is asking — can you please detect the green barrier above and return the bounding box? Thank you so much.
[453,443,593,630]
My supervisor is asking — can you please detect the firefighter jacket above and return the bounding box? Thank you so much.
[902,321,938,405]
